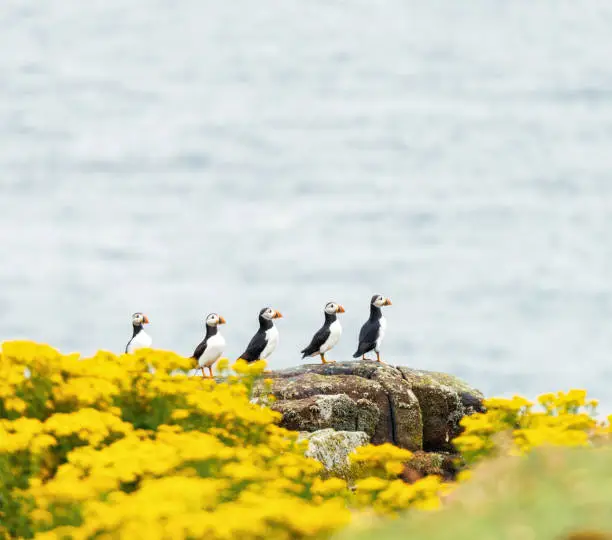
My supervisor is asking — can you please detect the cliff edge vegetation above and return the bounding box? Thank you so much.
[1,341,611,540]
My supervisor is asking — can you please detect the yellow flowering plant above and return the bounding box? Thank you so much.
[349,444,447,515]
[5,339,604,539]
[0,341,446,540]
[453,390,602,466]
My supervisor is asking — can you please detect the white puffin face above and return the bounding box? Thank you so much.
[132,312,149,326]
[205,313,226,327]
[324,302,346,315]
[372,295,392,308]
[260,307,283,321]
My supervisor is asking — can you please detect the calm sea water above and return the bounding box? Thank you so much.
[1,1,612,406]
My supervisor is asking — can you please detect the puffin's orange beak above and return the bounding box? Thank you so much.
[218,316,226,324]
[384,298,392,306]
[273,310,283,319]
[143,315,150,323]
[337,305,345,313]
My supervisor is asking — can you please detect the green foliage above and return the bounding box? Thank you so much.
[338,445,612,540]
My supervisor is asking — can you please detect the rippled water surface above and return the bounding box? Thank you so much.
[1,1,612,404]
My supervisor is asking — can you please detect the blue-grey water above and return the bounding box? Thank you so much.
[1,1,612,407]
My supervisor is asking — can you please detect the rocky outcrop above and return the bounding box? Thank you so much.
[297,428,370,480]
[254,361,484,452]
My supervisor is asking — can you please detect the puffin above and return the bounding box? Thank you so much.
[238,307,283,363]
[191,313,226,378]
[125,312,152,353]
[300,301,345,364]
[353,294,392,363]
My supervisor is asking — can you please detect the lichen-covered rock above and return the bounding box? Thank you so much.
[398,368,484,451]
[261,372,388,442]
[254,360,483,453]
[297,428,369,481]
[272,394,379,435]
[368,365,422,450]
[412,370,485,414]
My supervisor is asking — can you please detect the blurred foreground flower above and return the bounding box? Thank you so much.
[0,341,448,539]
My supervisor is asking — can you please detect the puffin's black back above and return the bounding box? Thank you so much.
[301,311,336,358]
[353,299,382,357]
[239,311,272,362]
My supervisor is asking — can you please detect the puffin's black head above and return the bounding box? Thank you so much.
[324,302,345,315]
[205,313,226,327]
[371,295,392,308]
[259,307,283,321]
[132,312,150,327]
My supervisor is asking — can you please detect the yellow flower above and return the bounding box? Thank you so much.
[31,434,57,454]
[311,478,348,497]
[355,477,388,492]
[30,508,53,524]
[170,409,190,420]
[385,461,405,476]
[4,397,27,414]
[456,470,472,483]
[216,357,230,372]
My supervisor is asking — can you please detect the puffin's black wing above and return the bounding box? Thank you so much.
[353,320,379,357]
[125,340,131,354]
[301,325,330,358]
[192,337,208,360]
[240,330,267,362]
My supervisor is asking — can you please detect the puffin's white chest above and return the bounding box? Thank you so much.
[198,333,226,367]
[375,316,387,351]
[320,320,342,353]
[261,325,279,359]
[127,330,152,353]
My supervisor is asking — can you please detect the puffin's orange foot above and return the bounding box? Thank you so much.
[320,354,336,364]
